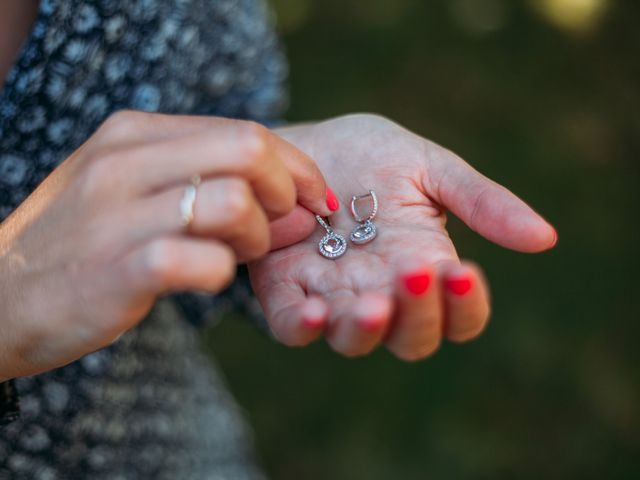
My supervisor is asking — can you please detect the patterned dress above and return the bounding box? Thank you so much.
[0,0,288,478]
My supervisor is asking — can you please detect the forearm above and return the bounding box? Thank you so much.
[0,228,29,383]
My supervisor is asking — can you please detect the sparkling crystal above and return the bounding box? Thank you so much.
[319,233,347,259]
[325,238,339,252]
[350,221,377,245]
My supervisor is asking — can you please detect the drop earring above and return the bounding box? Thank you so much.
[316,215,348,259]
[349,190,378,245]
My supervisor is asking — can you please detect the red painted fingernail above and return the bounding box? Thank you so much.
[551,228,559,247]
[326,187,339,212]
[358,316,384,332]
[403,271,432,296]
[445,276,473,296]
[302,316,324,329]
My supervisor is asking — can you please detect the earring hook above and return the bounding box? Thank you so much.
[350,190,378,223]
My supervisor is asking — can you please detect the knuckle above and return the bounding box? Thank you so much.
[221,179,254,222]
[298,165,323,192]
[100,110,140,137]
[142,239,179,287]
[237,121,268,163]
[77,150,127,198]
[77,158,112,197]
[341,112,393,128]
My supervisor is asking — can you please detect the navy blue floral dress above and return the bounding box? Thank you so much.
[0,0,287,478]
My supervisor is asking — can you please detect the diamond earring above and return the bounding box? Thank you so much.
[316,215,347,259]
[349,190,378,245]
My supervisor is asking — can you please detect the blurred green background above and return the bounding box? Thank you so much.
[205,0,640,478]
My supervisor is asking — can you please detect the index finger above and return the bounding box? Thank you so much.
[269,133,340,217]
[96,111,338,217]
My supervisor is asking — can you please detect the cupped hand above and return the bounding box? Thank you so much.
[251,114,557,361]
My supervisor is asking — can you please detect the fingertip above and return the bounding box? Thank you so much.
[399,268,435,297]
[442,262,479,295]
[326,187,340,212]
[391,342,441,363]
[354,294,392,332]
[269,132,335,217]
[444,274,473,296]
[500,201,558,253]
[441,261,491,343]
[301,296,329,330]
[522,217,558,253]
[356,316,387,332]
[550,226,559,248]
[326,292,391,357]
[393,256,440,299]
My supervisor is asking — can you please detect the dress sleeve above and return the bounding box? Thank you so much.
[0,379,20,425]
[171,265,269,332]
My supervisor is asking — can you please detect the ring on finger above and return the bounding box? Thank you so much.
[180,174,201,229]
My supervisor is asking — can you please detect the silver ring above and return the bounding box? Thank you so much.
[180,174,201,228]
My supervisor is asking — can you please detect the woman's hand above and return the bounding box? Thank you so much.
[0,110,334,381]
[249,114,557,361]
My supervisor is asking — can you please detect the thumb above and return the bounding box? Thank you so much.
[426,146,557,253]
[269,205,317,251]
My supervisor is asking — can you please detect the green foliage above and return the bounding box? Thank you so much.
[205,1,640,478]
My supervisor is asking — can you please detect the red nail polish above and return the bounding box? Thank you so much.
[326,187,339,212]
[403,271,431,296]
[445,276,473,295]
[358,316,384,332]
[302,316,324,329]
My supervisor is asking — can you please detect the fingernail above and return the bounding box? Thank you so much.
[445,276,473,296]
[402,271,432,296]
[326,187,339,212]
[551,228,559,247]
[358,316,384,332]
[302,316,324,329]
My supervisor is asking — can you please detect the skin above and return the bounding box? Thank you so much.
[251,115,556,360]
[0,8,556,378]
[0,112,334,381]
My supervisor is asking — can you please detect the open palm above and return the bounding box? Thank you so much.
[249,114,556,360]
